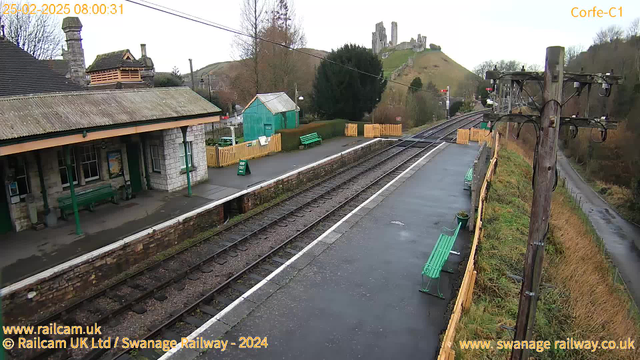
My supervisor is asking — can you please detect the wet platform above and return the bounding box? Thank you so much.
[0,137,371,287]
[167,142,480,360]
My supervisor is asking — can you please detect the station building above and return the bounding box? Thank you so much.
[0,33,221,234]
[243,92,299,141]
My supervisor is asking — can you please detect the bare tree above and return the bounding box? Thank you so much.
[473,60,495,78]
[260,0,306,94]
[594,25,624,45]
[627,18,640,39]
[565,45,584,66]
[526,63,542,72]
[0,1,63,59]
[234,0,266,95]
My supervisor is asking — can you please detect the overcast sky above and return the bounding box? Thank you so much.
[37,0,640,74]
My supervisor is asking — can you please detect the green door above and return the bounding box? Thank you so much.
[0,168,13,234]
[126,143,143,193]
[264,124,274,137]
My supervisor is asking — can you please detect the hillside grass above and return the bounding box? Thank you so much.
[453,141,639,360]
[382,49,419,77]
[381,51,477,108]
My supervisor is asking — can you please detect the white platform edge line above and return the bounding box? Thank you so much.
[157,141,446,360]
[1,138,389,297]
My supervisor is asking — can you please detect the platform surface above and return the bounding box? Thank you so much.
[192,143,479,360]
[0,137,370,287]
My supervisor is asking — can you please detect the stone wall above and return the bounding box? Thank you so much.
[2,203,224,318]
[162,125,208,191]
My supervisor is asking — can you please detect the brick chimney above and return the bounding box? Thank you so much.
[61,17,87,87]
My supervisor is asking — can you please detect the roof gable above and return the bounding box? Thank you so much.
[0,39,83,97]
[244,92,298,115]
[86,49,145,72]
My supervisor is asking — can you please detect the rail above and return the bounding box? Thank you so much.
[109,113,485,360]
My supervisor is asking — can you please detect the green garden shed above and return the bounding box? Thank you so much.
[243,92,299,141]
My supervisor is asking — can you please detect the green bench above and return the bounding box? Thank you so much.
[300,132,322,147]
[464,167,473,190]
[58,184,118,220]
[419,222,462,299]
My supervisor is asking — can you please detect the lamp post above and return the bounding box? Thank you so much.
[294,83,304,127]
[199,73,212,102]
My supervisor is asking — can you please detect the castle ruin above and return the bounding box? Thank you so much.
[371,21,426,55]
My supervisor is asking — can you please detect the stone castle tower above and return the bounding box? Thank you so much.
[371,22,387,55]
[61,17,87,87]
[391,22,398,47]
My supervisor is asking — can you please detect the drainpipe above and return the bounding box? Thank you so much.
[181,126,192,197]
[64,145,82,235]
[35,151,49,214]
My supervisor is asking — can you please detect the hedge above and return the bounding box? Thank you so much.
[277,119,367,151]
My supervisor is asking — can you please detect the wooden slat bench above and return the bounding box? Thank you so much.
[58,184,118,220]
[464,167,473,190]
[419,222,462,299]
[300,132,322,147]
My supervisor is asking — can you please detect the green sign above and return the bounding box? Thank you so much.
[237,159,251,176]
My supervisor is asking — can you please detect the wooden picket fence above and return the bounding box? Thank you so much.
[470,128,491,143]
[364,124,381,138]
[456,129,470,144]
[345,123,358,137]
[437,133,500,360]
[380,124,402,136]
[364,124,402,138]
[206,133,281,167]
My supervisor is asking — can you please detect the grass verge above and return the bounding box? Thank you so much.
[566,156,640,224]
[403,118,448,136]
[453,143,639,360]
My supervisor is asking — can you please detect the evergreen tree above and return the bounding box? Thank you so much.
[312,44,386,120]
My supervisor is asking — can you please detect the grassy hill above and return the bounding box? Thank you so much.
[381,49,478,102]
[186,48,329,104]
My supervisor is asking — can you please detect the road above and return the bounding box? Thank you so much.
[557,152,640,307]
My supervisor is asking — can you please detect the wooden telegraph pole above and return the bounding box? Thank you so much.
[484,47,621,360]
[510,46,564,360]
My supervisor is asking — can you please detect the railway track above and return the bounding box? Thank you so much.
[5,111,485,360]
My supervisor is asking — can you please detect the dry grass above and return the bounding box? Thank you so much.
[454,137,639,359]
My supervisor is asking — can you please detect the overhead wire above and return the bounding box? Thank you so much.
[125,0,429,93]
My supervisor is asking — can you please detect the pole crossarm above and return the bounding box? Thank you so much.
[483,113,618,129]
[486,71,623,85]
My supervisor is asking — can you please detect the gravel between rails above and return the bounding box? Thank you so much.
[73,147,424,359]
[6,141,417,360]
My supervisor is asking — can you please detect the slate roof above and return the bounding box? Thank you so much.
[42,59,69,76]
[245,92,299,114]
[86,50,145,72]
[0,87,222,142]
[0,38,83,97]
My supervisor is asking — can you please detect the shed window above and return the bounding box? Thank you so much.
[179,142,193,170]
[58,150,78,187]
[150,145,162,173]
[80,145,100,181]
